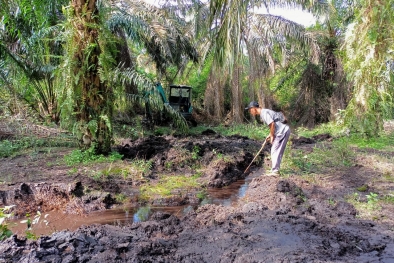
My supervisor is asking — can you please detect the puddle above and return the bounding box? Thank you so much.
[206,170,260,206]
[8,169,262,237]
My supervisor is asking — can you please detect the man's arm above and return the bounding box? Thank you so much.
[267,122,275,143]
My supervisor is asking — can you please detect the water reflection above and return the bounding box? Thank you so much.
[207,170,260,206]
[133,206,150,222]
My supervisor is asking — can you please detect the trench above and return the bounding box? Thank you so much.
[9,171,262,237]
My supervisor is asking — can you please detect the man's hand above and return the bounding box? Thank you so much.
[266,134,275,144]
[268,122,275,144]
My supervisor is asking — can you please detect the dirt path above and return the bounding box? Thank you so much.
[1,131,394,262]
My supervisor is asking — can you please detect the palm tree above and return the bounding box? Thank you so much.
[60,0,199,153]
[0,0,68,122]
[342,0,394,136]
[1,0,199,153]
[205,0,328,123]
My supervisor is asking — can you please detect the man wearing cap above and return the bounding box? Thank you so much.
[245,101,290,175]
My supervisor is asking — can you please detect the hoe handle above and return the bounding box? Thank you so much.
[244,139,268,174]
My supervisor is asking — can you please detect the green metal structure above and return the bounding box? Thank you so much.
[144,83,196,126]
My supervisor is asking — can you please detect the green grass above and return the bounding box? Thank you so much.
[340,133,394,150]
[382,193,394,204]
[281,139,355,175]
[295,122,346,138]
[0,136,77,158]
[140,173,202,201]
[64,148,123,166]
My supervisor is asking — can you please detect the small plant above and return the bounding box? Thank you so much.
[129,159,153,178]
[154,126,172,136]
[20,211,49,240]
[366,192,379,208]
[0,205,15,240]
[0,140,20,158]
[192,145,200,160]
[90,171,103,181]
[165,161,173,170]
[115,193,127,203]
[346,191,381,219]
[196,190,207,201]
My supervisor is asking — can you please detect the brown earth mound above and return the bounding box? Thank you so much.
[1,132,394,262]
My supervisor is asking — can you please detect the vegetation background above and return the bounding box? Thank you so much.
[1,0,393,155]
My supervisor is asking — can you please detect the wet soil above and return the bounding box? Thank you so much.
[1,129,394,262]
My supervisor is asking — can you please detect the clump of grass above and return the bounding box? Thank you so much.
[115,193,128,203]
[357,185,369,192]
[89,159,152,181]
[346,192,381,219]
[128,159,153,178]
[212,149,233,165]
[64,148,123,166]
[139,174,202,201]
[165,146,201,169]
[382,193,394,204]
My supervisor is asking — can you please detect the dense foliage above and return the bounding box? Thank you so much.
[343,0,394,136]
[1,0,394,153]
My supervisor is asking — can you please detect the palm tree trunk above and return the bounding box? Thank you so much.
[71,0,113,154]
[204,67,226,123]
[231,62,243,123]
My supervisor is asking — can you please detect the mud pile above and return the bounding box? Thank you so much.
[1,175,394,262]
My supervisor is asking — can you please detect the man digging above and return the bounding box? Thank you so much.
[245,101,291,176]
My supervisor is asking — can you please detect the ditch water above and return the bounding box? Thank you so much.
[9,171,262,237]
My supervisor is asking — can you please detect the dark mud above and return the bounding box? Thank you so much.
[1,176,394,262]
[1,132,394,262]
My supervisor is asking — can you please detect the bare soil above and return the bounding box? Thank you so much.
[1,128,394,262]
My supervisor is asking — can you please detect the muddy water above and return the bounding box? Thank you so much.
[9,170,262,237]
